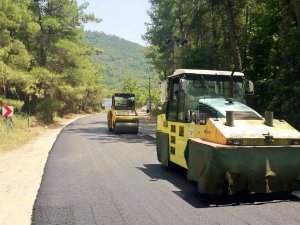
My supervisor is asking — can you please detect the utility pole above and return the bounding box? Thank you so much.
[148,76,151,113]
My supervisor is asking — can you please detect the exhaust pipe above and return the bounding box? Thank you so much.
[264,111,273,127]
[226,111,235,127]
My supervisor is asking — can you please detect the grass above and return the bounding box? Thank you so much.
[0,113,86,151]
[0,115,43,151]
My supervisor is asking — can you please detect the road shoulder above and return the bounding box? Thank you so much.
[0,115,86,225]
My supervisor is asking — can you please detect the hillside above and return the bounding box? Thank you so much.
[84,31,158,90]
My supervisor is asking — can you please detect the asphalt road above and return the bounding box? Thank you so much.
[32,113,300,225]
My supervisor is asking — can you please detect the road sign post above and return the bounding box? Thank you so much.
[2,105,14,133]
[6,117,13,133]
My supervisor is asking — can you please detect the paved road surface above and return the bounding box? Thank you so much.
[32,113,300,225]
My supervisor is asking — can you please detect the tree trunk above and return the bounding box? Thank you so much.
[34,0,47,66]
[211,8,218,69]
[242,4,250,69]
[226,0,242,71]
[293,0,300,29]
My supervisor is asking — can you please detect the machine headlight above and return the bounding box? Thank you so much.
[227,139,242,145]
[291,139,300,145]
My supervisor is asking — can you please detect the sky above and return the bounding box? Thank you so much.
[77,0,151,46]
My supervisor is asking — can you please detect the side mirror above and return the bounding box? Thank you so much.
[244,80,254,95]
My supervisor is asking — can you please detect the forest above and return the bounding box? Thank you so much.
[144,0,300,129]
[0,0,103,122]
[0,0,299,128]
[0,0,160,122]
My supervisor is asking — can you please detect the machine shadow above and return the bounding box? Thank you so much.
[137,164,300,208]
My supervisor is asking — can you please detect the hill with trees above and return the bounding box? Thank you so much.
[84,31,160,107]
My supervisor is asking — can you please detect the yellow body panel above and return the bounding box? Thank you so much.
[157,115,202,169]
[199,119,227,144]
[157,113,300,169]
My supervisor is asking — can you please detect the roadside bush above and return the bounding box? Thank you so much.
[37,99,65,123]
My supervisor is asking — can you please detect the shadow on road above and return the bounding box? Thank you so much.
[60,116,300,208]
[137,164,300,208]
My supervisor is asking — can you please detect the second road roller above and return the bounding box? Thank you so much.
[107,93,139,134]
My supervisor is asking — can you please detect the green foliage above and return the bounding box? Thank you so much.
[0,96,24,113]
[120,76,146,108]
[122,76,138,94]
[37,99,65,123]
[3,40,31,70]
[0,0,103,121]
[145,0,300,129]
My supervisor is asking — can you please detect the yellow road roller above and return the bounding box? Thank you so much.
[156,69,300,195]
[107,93,139,134]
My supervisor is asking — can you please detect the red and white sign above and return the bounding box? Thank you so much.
[2,105,14,117]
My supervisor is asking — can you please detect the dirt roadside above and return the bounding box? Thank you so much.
[0,114,87,225]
